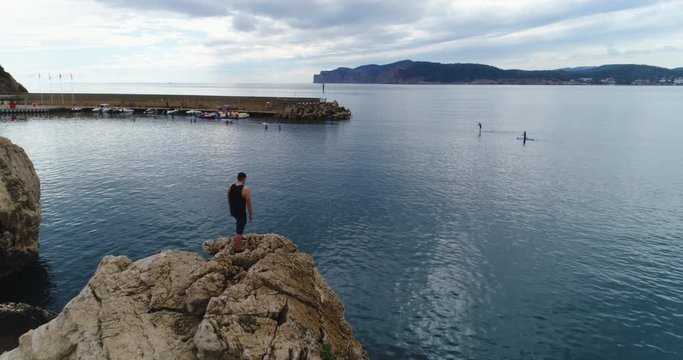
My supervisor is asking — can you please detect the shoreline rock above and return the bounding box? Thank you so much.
[1,234,368,359]
[0,137,41,278]
[0,303,54,354]
[278,100,351,121]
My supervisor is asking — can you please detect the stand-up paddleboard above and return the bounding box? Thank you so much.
[516,137,535,141]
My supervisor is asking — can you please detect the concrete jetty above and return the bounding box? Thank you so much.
[1,93,351,121]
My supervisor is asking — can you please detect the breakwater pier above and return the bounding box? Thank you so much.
[0,93,351,121]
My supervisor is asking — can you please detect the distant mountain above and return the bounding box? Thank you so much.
[565,64,680,83]
[313,60,683,85]
[557,66,596,72]
[0,65,27,94]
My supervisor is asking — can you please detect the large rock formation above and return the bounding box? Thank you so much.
[0,137,41,278]
[1,234,368,360]
[0,66,27,94]
[313,60,683,85]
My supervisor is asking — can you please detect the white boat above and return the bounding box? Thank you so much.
[166,109,180,115]
[70,107,82,112]
[144,108,157,115]
[238,112,249,119]
[199,112,219,119]
[92,104,111,113]
[186,109,203,116]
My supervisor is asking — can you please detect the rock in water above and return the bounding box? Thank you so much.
[0,303,54,353]
[0,137,41,278]
[1,234,369,360]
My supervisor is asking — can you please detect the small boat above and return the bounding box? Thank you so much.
[218,111,239,119]
[70,107,82,112]
[199,112,219,120]
[144,108,158,115]
[166,109,180,115]
[219,105,249,119]
[92,104,111,113]
[186,109,203,116]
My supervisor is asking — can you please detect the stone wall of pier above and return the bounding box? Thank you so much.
[11,93,351,120]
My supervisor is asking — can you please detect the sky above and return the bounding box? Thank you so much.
[2,0,683,89]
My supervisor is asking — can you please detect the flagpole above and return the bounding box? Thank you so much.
[59,73,64,105]
[70,73,74,106]
[49,73,54,105]
[38,73,43,104]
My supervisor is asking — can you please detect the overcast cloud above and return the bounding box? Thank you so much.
[2,0,682,88]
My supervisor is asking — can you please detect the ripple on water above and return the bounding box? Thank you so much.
[2,85,683,359]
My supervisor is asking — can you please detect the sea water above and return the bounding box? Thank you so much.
[1,84,682,359]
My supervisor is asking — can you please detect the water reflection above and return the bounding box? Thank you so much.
[2,85,683,359]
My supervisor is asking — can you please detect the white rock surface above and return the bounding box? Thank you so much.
[1,234,368,360]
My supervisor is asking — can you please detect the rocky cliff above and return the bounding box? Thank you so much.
[1,234,368,360]
[0,137,41,278]
[0,66,27,94]
[313,60,683,85]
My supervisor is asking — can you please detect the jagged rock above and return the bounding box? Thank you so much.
[0,303,54,354]
[1,234,368,360]
[0,66,27,94]
[278,101,351,121]
[0,137,41,278]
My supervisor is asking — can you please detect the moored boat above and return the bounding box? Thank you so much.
[92,104,111,113]
[119,108,135,114]
[199,112,219,120]
[217,111,249,119]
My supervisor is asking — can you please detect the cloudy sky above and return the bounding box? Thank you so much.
[2,0,683,89]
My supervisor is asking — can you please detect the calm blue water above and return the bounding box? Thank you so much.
[1,84,683,359]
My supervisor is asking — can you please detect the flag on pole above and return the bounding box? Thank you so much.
[38,73,41,80]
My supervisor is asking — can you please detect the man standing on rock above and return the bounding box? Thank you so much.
[227,172,253,252]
